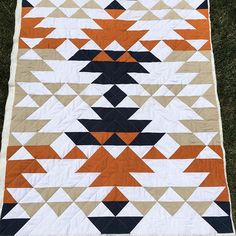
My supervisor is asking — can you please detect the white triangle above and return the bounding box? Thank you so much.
[194,132,218,145]
[12,132,36,145]
[9,147,34,160]
[3,204,29,219]
[117,97,139,108]
[92,96,113,107]
[89,203,114,217]
[59,7,78,17]
[202,202,228,217]
[48,188,72,202]
[20,49,42,60]
[105,40,125,51]
[81,40,101,50]
[55,84,77,95]
[21,38,43,48]
[16,95,39,108]
[188,51,209,62]
[117,202,143,216]
[159,188,184,202]
[196,146,221,159]
[186,40,208,50]
[192,97,215,108]
[103,146,126,159]
[49,0,66,7]
[154,86,174,96]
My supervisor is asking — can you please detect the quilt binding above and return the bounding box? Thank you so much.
[0,0,234,235]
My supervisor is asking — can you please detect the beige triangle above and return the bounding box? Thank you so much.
[76,202,99,216]
[130,96,150,107]
[188,202,212,215]
[175,1,193,9]
[69,84,88,94]
[48,202,72,216]
[132,201,155,215]
[8,135,21,146]
[200,51,212,61]
[72,9,90,18]
[193,108,218,121]
[159,202,184,215]
[63,187,86,201]
[166,85,183,95]
[36,188,59,201]
[60,0,78,8]
[80,95,101,106]
[177,62,211,73]
[11,120,49,132]
[152,1,169,10]
[49,9,67,18]
[55,95,77,106]
[18,49,29,58]
[178,96,199,107]
[209,133,221,145]
[12,107,38,120]
[26,133,61,145]
[154,96,174,107]
[165,51,194,62]
[34,49,65,60]
[164,10,181,19]
[31,95,52,106]
[142,84,161,95]
[16,70,39,82]
[129,2,147,10]
[82,0,101,9]
[180,120,218,133]
[44,84,63,94]
[190,72,213,84]
[141,11,159,20]
[169,133,203,145]
[172,187,196,201]
[145,187,168,201]
[37,0,55,7]
[20,203,44,217]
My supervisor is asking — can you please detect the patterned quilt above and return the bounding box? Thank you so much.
[0,0,235,235]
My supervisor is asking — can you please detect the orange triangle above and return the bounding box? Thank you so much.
[91,132,114,144]
[93,51,114,62]
[4,190,17,204]
[198,9,208,18]
[216,188,229,202]
[106,9,125,19]
[65,147,87,159]
[103,187,128,202]
[143,147,165,159]
[7,146,21,159]
[25,146,60,159]
[19,39,30,49]
[209,145,223,158]
[22,7,32,17]
[70,38,89,48]
[116,132,139,145]
[117,52,137,62]
[140,40,160,50]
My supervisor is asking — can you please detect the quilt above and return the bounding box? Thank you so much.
[0,0,235,235]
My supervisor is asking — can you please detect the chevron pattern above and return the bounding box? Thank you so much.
[0,0,234,235]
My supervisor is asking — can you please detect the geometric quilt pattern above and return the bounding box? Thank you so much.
[0,0,235,235]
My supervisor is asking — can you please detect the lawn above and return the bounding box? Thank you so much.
[0,0,235,227]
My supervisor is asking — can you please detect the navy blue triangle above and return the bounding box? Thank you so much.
[105,1,125,10]
[0,204,17,219]
[203,216,233,233]
[22,0,33,7]
[197,0,208,9]
[103,201,128,215]
[0,219,29,236]
[215,201,231,215]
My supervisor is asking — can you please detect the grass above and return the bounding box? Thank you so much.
[0,0,235,227]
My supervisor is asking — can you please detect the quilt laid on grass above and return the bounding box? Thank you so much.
[0,0,235,235]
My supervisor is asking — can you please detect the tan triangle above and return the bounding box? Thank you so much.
[72,9,90,18]
[30,95,52,106]
[172,187,196,201]
[165,51,194,62]
[82,0,101,9]
[34,49,65,60]
[20,203,44,217]
[141,11,159,20]
[190,72,213,84]
[152,1,169,10]
[63,187,85,201]
[142,84,161,95]
[36,188,59,201]
[130,96,150,107]
[80,95,101,106]
[55,95,77,106]
[26,133,61,146]
[76,202,99,216]
[169,133,203,145]
[175,1,193,9]
[178,96,199,107]
[145,187,168,201]
[193,108,218,121]
[129,2,147,10]
[166,85,183,95]
[12,107,38,120]
[132,201,155,215]
[69,84,88,94]
[159,202,184,215]
[37,0,55,7]
[49,9,67,18]
[11,120,49,132]
[200,51,212,61]
[48,202,71,216]
[44,84,62,94]
[154,96,174,107]
[188,202,212,215]
[60,0,78,8]
[164,10,181,19]
[8,135,21,146]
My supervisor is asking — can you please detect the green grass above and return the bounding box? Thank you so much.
[0,0,235,228]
